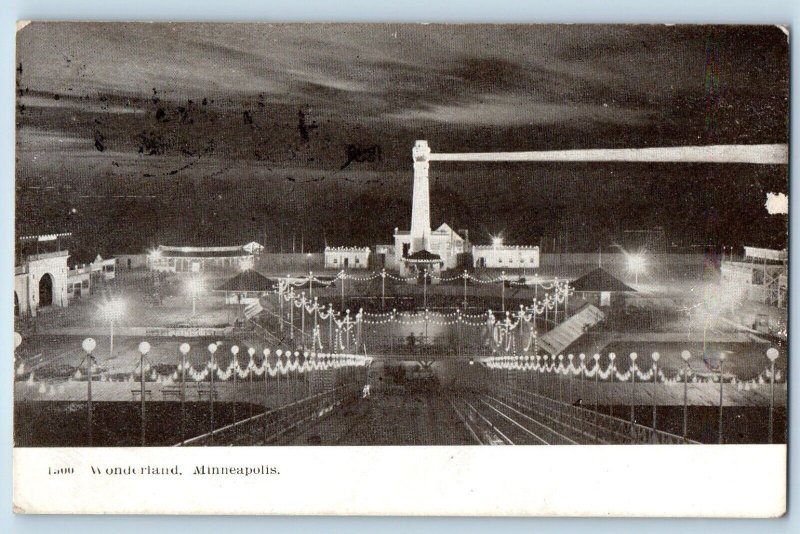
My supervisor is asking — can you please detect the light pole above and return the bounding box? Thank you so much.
[179,342,190,445]
[629,352,637,432]
[262,348,270,442]
[463,270,468,309]
[340,270,346,311]
[766,348,780,444]
[138,341,150,447]
[208,342,218,444]
[423,268,428,309]
[381,269,386,310]
[718,352,726,444]
[81,338,96,446]
[231,345,240,426]
[501,271,506,312]
[627,253,646,286]
[187,278,202,317]
[248,347,256,420]
[651,352,660,435]
[681,350,691,443]
[100,299,125,361]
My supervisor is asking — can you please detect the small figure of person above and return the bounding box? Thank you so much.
[407,332,416,349]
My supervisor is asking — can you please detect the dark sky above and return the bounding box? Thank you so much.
[15,23,789,257]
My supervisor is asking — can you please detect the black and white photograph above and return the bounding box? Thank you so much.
[11,20,789,516]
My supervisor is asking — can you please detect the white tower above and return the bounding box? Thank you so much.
[410,140,432,253]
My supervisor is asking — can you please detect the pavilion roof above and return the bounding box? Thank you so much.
[215,269,277,292]
[404,249,441,263]
[570,268,635,293]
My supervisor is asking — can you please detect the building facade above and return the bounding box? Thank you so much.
[148,245,254,273]
[14,233,71,317]
[720,247,787,308]
[324,247,371,269]
[472,242,539,269]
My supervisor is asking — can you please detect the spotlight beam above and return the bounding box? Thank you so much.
[428,144,788,165]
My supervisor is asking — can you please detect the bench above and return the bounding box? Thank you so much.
[131,389,153,400]
[161,386,182,400]
[197,387,219,401]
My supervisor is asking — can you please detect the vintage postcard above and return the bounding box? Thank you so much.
[12,22,787,516]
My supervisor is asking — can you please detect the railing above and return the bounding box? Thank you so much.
[495,386,696,445]
[179,384,361,446]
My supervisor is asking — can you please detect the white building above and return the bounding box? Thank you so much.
[472,239,539,269]
[14,233,71,317]
[720,247,787,308]
[324,246,371,269]
[394,223,466,275]
[148,245,254,273]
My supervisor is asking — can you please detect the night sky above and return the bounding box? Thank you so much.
[15,23,789,259]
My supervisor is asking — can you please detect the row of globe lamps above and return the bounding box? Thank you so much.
[481,347,782,444]
[79,337,366,446]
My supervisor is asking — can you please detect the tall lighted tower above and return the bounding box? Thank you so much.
[410,140,432,253]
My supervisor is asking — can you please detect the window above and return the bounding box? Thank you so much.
[82,280,89,288]
[333,258,338,264]
[355,258,360,264]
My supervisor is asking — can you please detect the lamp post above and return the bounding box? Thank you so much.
[627,254,645,286]
[381,269,386,310]
[81,338,96,446]
[308,269,314,299]
[340,270,346,311]
[208,342,218,444]
[766,348,780,444]
[578,353,586,438]
[179,343,190,445]
[100,299,125,361]
[681,350,691,443]
[463,270,468,309]
[248,347,256,420]
[593,353,600,434]
[501,271,506,312]
[263,348,270,442]
[187,277,202,317]
[231,345,240,426]
[629,352,637,432]
[608,353,616,419]
[651,352,660,435]
[138,341,150,447]
[718,352,726,444]
[423,268,428,309]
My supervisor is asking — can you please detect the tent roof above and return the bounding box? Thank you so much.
[215,269,277,292]
[570,268,635,293]
[405,249,441,262]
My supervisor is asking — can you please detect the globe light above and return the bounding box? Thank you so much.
[231,345,240,355]
[263,348,270,357]
[207,343,218,354]
[627,254,646,274]
[593,354,600,361]
[766,348,779,362]
[100,298,126,321]
[681,350,691,362]
[630,352,638,361]
[14,332,22,349]
[248,347,256,357]
[179,343,190,355]
[609,353,616,361]
[82,337,97,353]
[651,352,660,362]
[138,341,151,355]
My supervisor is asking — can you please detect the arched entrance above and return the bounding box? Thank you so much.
[14,291,19,316]
[38,273,54,307]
